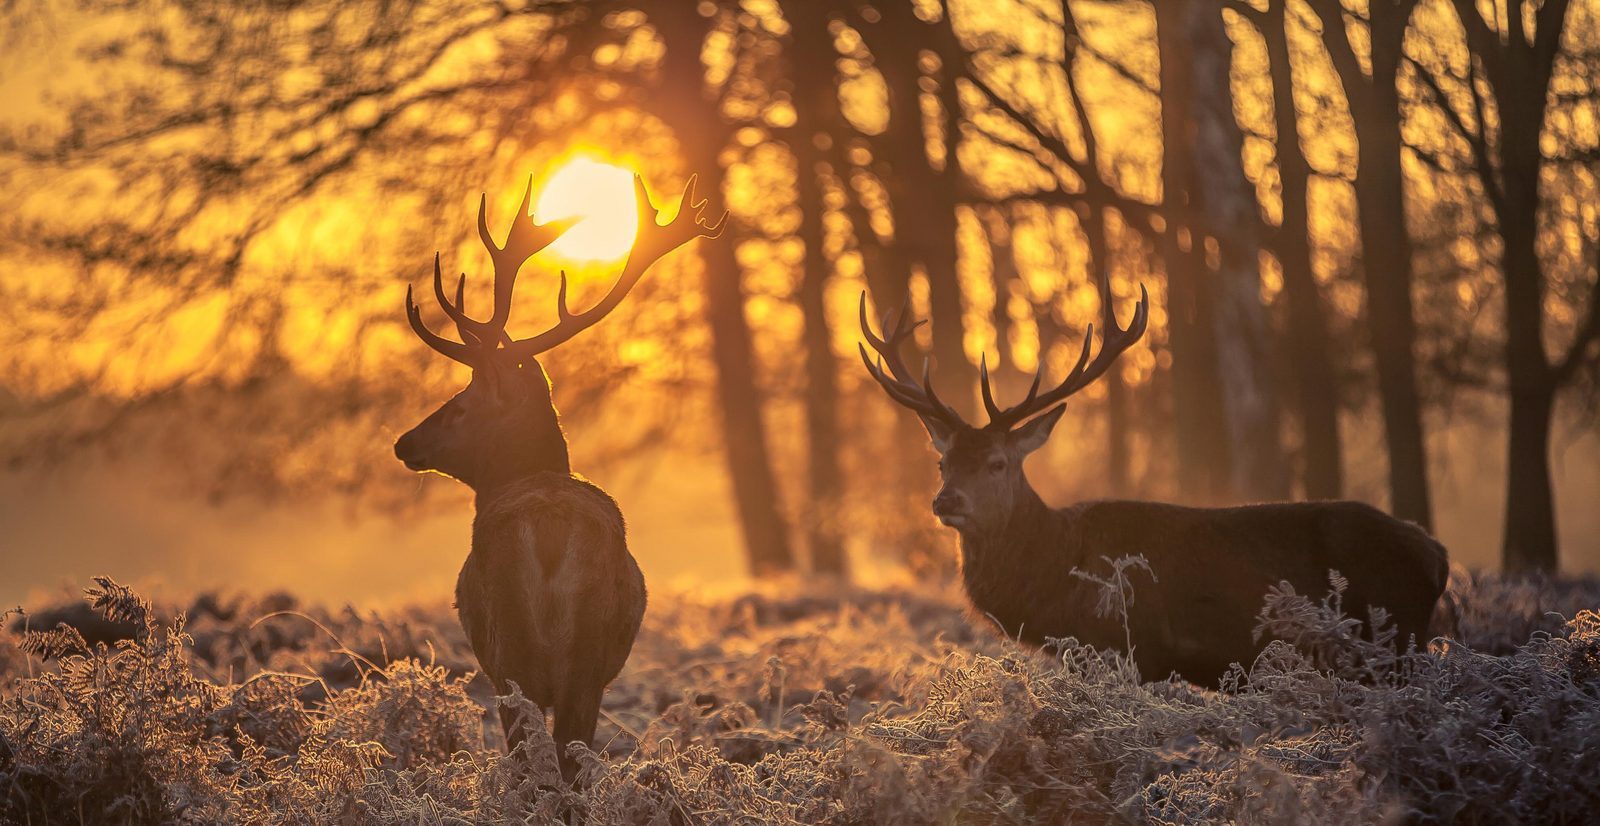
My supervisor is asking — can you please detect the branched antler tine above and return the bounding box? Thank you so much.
[919,357,961,422]
[555,271,573,321]
[857,346,906,401]
[1020,367,1043,409]
[499,174,722,361]
[857,289,967,425]
[857,293,883,349]
[886,299,921,344]
[1034,287,1151,409]
[621,174,727,279]
[406,284,477,366]
[986,284,1154,427]
[858,345,943,417]
[1069,322,1096,378]
[1127,284,1151,338]
[682,173,729,238]
[430,254,481,345]
[980,355,1004,422]
[462,178,579,346]
[857,294,896,366]
[859,293,924,384]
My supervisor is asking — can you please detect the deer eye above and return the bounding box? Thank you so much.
[987,458,1006,473]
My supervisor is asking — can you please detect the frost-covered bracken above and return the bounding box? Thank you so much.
[2,572,1597,824]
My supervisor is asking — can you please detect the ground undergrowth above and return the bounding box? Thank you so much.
[2,568,1597,824]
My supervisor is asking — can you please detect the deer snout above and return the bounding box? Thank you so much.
[394,432,429,471]
[932,489,970,527]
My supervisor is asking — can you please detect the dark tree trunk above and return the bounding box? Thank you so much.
[837,150,915,304]
[1502,377,1557,573]
[788,1,846,576]
[648,3,795,575]
[1182,1,1289,501]
[833,139,930,500]
[1486,7,1564,572]
[1053,1,1134,495]
[1311,0,1432,528]
[795,173,846,575]
[984,209,1021,385]
[1261,0,1343,499]
[1433,0,1598,572]
[1154,1,1234,502]
[858,1,970,414]
[1355,84,1432,529]
[698,195,799,576]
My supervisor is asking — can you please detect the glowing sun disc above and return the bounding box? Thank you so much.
[535,158,639,263]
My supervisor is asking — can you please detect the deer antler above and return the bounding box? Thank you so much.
[407,173,726,367]
[980,283,1150,429]
[407,176,574,366]
[499,174,726,362]
[858,283,1149,431]
[857,293,966,427]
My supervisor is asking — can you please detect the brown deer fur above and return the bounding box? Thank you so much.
[936,422,1448,686]
[860,292,1450,688]
[396,363,645,777]
[395,174,723,776]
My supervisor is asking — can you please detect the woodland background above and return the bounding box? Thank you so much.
[2,0,1599,602]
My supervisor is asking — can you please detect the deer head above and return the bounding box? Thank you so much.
[858,285,1149,534]
[396,173,726,492]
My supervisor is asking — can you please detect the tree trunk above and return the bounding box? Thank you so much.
[1496,58,1559,572]
[700,216,798,575]
[1262,0,1343,499]
[1154,1,1234,502]
[796,167,845,575]
[788,2,846,576]
[1503,379,1558,573]
[858,1,970,415]
[833,138,930,504]
[1311,0,1432,528]
[983,208,1026,390]
[1182,0,1289,501]
[1461,0,1577,572]
[648,3,795,575]
[1356,87,1431,529]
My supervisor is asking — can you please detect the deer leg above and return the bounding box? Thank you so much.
[551,684,602,782]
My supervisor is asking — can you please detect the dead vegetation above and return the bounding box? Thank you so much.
[2,571,1597,824]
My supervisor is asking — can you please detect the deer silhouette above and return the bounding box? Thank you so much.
[858,286,1450,687]
[396,173,724,777]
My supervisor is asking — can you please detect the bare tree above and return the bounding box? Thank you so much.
[1236,0,1346,499]
[641,1,797,575]
[0,0,802,575]
[959,0,1165,497]
[1152,1,1238,501]
[1185,0,1290,500]
[1306,0,1434,528]
[852,0,972,414]
[1413,0,1600,571]
[784,0,847,575]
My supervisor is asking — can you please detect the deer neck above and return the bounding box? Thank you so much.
[957,480,1063,578]
[470,415,572,509]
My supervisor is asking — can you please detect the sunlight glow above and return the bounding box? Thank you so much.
[535,157,639,263]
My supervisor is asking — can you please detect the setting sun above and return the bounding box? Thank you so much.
[535,157,639,263]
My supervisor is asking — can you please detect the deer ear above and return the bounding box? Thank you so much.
[1010,404,1065,455]
[918,415,957,454]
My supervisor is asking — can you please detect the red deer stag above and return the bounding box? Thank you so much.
[858,288,1449,687]
[395,174,725,776]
